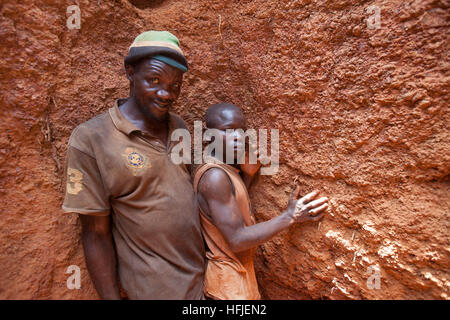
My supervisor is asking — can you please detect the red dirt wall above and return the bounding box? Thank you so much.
[0,0,448,299]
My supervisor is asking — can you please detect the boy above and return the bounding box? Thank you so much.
[194,103,329,299]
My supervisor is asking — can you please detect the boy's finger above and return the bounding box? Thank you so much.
[310,212,325,222]
[300,190,319,204]
[294,185,301,199]
[309,203,328,216]
[289,185,301,202]
[304,197,328,211]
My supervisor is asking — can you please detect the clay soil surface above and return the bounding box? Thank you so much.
[0,0,448,299]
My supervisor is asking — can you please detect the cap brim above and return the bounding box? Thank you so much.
[124,46,188,72]
[152,55,187,72]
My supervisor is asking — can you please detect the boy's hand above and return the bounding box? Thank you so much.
[285,186,329,225]
[239,142,262,177]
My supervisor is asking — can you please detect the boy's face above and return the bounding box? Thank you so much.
[211,109,247,164]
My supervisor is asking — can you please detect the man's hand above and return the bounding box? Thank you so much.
[284,186,329,225]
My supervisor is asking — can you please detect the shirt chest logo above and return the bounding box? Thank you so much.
[122,147,152,176]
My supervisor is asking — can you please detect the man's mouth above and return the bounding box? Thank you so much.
[153,100,171,110]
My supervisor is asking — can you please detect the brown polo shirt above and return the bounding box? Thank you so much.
[62,99,205,299]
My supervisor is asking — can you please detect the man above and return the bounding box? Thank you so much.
[194,103,329,299]
[62,31,205,299]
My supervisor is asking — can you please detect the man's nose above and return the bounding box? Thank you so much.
[157,88,171,100]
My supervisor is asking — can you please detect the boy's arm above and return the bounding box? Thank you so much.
[197,168,328,253]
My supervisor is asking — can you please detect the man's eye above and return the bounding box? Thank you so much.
[149,78,159,84]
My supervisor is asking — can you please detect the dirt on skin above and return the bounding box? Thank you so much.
[0,0,448,299]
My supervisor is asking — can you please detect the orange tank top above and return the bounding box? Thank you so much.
[193,162,261,300]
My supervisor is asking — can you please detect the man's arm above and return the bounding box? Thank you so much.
[79,214,121,300]
[197,168,328,253]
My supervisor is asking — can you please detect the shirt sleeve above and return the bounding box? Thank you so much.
[62,145,110,216]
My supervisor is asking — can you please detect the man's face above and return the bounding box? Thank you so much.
[127,58,183,122]
[212,110,247,164]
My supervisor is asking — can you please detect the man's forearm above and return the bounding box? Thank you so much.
[81,231,121,299]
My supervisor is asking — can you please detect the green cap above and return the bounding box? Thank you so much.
[124,31,188,72]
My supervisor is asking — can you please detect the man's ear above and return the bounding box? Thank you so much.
[125,63,135,82]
